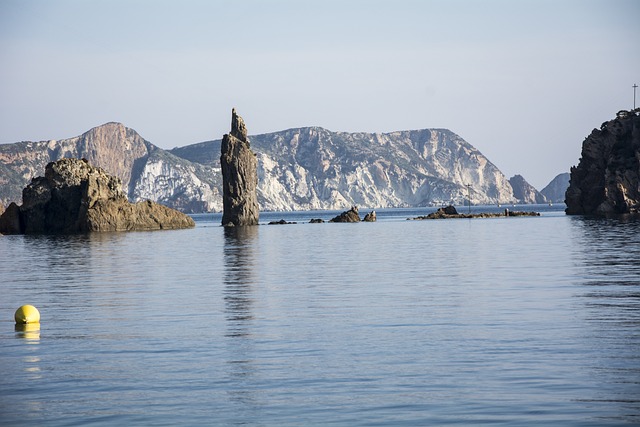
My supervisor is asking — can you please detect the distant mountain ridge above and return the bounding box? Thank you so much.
[541,173,570,203]
[1,122,556,213]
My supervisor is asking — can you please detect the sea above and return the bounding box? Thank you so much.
[1,204,639,426]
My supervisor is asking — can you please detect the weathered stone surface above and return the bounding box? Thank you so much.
[363,210,377,222]
[0,202,21,234]
[566,110,640,215]
[220,109,259,227]
[0,158,194,234]
[329,206,361,223]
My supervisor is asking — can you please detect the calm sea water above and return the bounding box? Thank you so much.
[1,205,639,426]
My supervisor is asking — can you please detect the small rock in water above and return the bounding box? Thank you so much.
[329,206,361,223]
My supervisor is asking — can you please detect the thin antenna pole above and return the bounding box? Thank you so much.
[634,84,638,110]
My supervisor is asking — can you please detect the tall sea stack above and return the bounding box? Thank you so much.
[220,109,259,226]
[565,109,640,215]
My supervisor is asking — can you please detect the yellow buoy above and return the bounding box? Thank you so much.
[14,305,40,324]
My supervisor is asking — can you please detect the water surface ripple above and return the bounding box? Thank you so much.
[1,207,638,426]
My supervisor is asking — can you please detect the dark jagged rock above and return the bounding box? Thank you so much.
[442,205,458,215]
[566,110,640,215]
[409,205,539,220]
[0,158,194,234]
[309,218,325,223]
[363,210,377,222]
[220,109,259,227]
[329,206,361,223]
[268,219,296,225]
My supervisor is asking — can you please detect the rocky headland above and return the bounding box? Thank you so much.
[565,109,640,215]
[0,158,194,234]
[220,109,260,227]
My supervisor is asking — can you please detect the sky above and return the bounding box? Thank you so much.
[1,0,639,189]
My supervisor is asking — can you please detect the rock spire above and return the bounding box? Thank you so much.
[220,109,259,226]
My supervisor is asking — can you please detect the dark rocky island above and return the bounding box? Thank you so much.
[409,205,540,220]
[329,206,377,223]
[0,158,194,234]
[565,109,640,215]
[220,109,259,227]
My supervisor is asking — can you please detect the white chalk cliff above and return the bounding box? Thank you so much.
[1,123,535,213]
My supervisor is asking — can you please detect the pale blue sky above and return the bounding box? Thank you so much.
[1,0,638,189]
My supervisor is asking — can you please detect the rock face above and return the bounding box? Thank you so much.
[509,175,547,204]
[2,122,542,213]
[566,110,640,215]
[0,158,194,234]
[541,173,570,203]
[220,109,259,226]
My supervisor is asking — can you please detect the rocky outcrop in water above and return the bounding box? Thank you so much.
[0,158,194,234]
[565,110,640,215]
[363,211,377,222]
[220,109,259,227]
[409,205,540,220]
[330,206,361,222]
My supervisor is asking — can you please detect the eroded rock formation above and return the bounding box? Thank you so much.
[0,158,194,234]
[565,110,640,215]
[329,206,361,223]
[220,109,259,226]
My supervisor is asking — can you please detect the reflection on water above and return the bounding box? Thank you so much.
[570,216,640,422]
[15,323,41,342]
[223,226,261,409]
[223,226,259,338]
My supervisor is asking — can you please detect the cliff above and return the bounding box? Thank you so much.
[2,123,543,212]
[509,175,547,204]
[0,158,194,234]
[175,127,520,210]
[0,123,221,213]
[565,110,640,215]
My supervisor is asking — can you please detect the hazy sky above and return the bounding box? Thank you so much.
[1,0,638,189]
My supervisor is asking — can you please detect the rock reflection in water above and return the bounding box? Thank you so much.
[223,226,258,338]
[222,225,261,411]
[570,216,640,422]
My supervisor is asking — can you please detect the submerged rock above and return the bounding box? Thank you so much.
[0,158,194,234]
[565,109,640,215]
[220,109,260,227]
